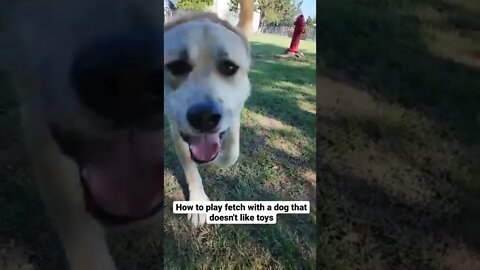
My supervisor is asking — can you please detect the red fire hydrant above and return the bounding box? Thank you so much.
[285,14,306,57]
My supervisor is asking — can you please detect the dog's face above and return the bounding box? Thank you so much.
[1,1,166,226]
[164,16,251,164]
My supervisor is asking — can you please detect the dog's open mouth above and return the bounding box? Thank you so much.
[180,130,226,164]
[73,131,164,226]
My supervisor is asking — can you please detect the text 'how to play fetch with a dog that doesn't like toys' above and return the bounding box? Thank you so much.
[173,201,310,224]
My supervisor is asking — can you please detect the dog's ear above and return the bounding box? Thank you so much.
[236,0,255,36]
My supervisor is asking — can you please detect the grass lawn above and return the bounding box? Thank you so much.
[0,34,317,269]
[317,0,480,269]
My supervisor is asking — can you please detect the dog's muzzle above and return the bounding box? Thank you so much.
[186,100,223,133]
[180,129,228,165]
[179,100,226,164]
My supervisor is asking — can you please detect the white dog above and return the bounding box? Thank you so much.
[164,1,254,226]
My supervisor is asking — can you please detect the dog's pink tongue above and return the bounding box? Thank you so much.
[83,131,163,218]
[189,133,221,162]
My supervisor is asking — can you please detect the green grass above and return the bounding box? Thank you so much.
[250,34,317,55]
[0,34,316,269]
[317,0,480,269]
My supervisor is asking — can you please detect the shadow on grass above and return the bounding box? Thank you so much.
[318,0,480,143]
[318,164,456,269]
[317,0,480,267]
[246,43,317,141]
[317,106,480,268]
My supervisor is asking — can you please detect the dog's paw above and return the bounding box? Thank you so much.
[187,190,210,227]
[216,149,239,168]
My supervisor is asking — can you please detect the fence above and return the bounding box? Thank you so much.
[164,10,177,24]
[258,25,316,41]
[164,12,316,42]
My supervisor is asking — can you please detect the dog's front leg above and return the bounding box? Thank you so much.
[216,117,241,168]
[23,109,117,270]
[31,146,117,270]
[58,213,116,270]
[171,128,210,227]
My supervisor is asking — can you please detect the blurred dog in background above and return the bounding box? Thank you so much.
[0,0,253,269]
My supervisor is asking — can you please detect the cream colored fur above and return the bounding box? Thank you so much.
[164,3,253,226]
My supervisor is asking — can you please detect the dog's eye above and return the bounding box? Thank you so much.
[166,60,192,76]
[217,60,239,77]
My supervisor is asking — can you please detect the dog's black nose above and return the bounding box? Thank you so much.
[187,101,222,132]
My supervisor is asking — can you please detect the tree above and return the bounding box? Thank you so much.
[177,0,213,10]
[228,0,241,13]
[279,0,302,26]
[306,15,316,27]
